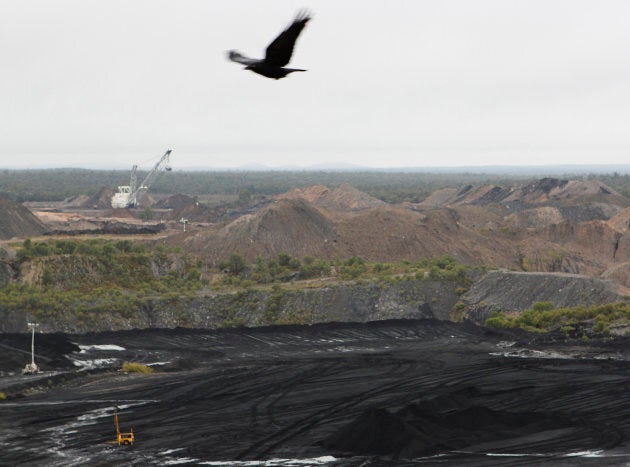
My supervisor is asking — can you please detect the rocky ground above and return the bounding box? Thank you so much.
[1,320,629,466]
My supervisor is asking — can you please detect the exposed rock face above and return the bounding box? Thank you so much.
[0,262,16,287]
[0,278,462,333]
[462,270,622,322]
[0,198,49,239]
[609,207,630,232]
[0,269,624,333]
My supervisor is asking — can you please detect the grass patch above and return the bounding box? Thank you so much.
[122,362,154,374]
[485,302,630,335]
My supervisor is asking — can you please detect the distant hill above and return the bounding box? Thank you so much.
[419,178,628,209]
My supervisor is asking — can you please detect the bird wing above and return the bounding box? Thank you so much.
[263,10,311,67]
[226,50,261,66]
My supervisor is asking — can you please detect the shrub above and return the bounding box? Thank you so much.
[532,301,554,312]
[485,311,515,329]
[218,318,248,329]
[122,362,154,374]
[221,253,246,276]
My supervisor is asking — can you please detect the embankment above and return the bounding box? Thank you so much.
[1,270,626,334]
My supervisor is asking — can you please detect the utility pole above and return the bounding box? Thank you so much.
[23,322,40,374]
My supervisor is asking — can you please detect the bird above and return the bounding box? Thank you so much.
[227,10,311,80]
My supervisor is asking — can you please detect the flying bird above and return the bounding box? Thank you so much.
[227,10,311,80]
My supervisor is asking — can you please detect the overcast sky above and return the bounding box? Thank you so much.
[1,1,629,170]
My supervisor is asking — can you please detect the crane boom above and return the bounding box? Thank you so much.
[111,149,172,209]
[137,149,172,196]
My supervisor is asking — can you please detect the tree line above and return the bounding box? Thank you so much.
[0,169,561,203]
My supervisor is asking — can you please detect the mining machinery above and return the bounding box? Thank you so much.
[111,149,172,209]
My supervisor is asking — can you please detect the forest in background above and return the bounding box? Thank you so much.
[1,168,630,203]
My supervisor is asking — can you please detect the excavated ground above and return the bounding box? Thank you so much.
[1,320,630,466]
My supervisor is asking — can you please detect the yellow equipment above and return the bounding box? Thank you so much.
[113,406,134,446]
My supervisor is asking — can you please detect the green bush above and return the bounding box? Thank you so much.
[485,311,515,329]
[532,301,554,312]
[485,302,630,334]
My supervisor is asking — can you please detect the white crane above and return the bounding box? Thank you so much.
[111,149,173,209]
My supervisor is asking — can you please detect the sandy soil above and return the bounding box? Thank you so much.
[1,320,629,466]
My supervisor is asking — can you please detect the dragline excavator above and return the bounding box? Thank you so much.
[111,149,172,209]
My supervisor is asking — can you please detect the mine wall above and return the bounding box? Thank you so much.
[462,270,623,322]
[0,261,17,286]
[0,279,461,334]
[0,270,625,334]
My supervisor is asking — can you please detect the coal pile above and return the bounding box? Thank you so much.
[0,333,79,373]
[323,391,577,459]
[1,319,629,466]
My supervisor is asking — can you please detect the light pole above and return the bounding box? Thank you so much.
[23,322,40,374]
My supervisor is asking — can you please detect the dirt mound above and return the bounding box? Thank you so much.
[419,178,627,210]
[279,185,330,203]
[81,186,114,209]
[505,206,565,228]
[109,208,135,219]
[183,198,341,261]
[166,203,214,223]
[331,205,507,264]
[168,179,630,288]
[178,200,519,267]
[154,193,196,210]
[505,178,627,207]
[0,198,49,239]
[509,219,630,278]
[280,183,386,211]
[418,184,514,207]
[558,202,624,223]
[542,220,630,263]
[417,187,459,208]
[152,194,215,223]
[608,207,630,232]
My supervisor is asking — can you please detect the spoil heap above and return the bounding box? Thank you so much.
[0,198,49,239]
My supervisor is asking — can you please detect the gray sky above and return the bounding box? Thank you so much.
[1,0,630,170]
